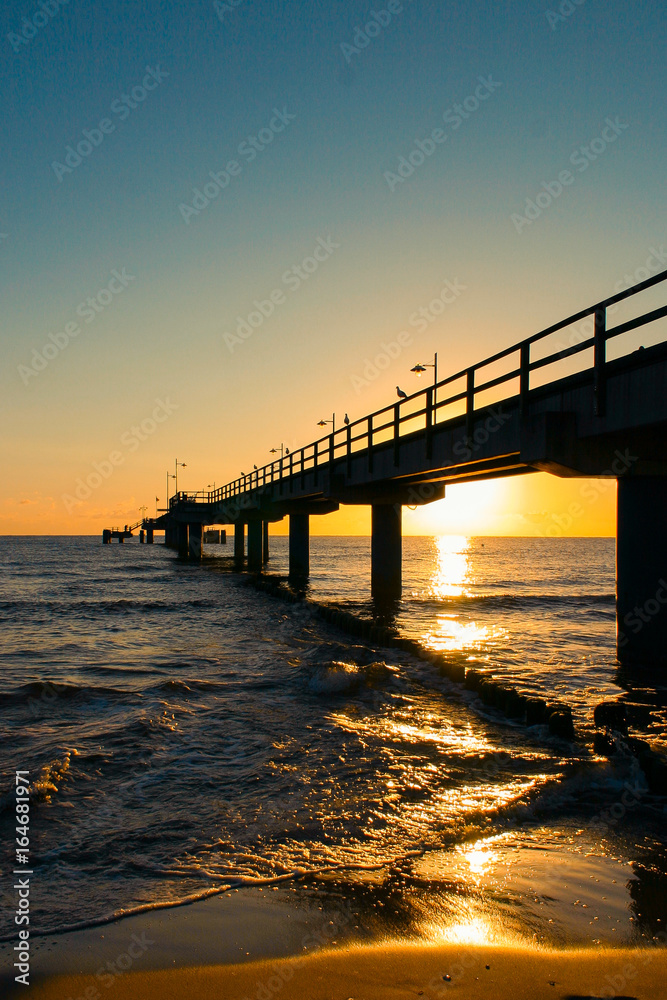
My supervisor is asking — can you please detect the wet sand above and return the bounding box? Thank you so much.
[21,942,667,1000]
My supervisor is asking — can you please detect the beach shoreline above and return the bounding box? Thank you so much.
[16,941,667,1000]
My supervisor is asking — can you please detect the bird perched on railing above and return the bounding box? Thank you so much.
[396,386,408,400]
[343,413,350,425]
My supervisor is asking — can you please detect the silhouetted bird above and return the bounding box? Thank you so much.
[253,464,258,470]
[343,413,350,425]
[396,386,408,400]
[285,447,290,455]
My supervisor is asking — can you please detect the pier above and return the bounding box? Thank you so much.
[108,270,667,667]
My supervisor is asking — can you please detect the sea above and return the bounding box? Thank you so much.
[1,535,666,964]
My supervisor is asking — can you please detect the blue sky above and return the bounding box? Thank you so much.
[1,0,665,533]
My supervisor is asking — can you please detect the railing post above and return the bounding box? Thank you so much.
[520,343,530,419]
[367,415,374,473]
[279,458,284,496]
[329,432,335,472]
[594,307,606,416]
[393,402,400,467]
[300,448,305,488]
[466,368,475,441]
[346,425,352,478]
[314,439,319,486]
[289,450,294,492]
[425,386,433,459]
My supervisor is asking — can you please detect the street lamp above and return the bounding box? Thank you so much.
[270,444,289,458]
[139,505,147,521]
[175,458,187,494]
[166,471,176,503]
[317,413,336,433]
[410,352,438,403]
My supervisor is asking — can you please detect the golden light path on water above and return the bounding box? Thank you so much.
[428,535,474,599]
[419,535,507,653]
[317,537,559,945]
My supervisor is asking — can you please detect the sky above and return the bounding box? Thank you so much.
[1,0,665,536]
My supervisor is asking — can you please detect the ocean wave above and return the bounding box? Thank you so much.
[0,751,76,814]
[307,659,398,696]
[0,598,218,616]
[415,592,615,609]
[0,680,135,707]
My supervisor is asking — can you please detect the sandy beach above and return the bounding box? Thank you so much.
[20,942,667,1000]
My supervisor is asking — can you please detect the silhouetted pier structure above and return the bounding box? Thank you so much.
[112,271,667,666]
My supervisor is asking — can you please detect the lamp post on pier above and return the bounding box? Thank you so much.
[410,352,438,404]
[175,459,187,495]
[317,413,336,433]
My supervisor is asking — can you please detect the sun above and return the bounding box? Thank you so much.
[404,479,504,535]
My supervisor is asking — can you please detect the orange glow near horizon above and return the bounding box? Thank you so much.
[2,471,616,536]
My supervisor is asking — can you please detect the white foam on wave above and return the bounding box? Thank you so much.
[306,659,399,696]
[307,661,361,695]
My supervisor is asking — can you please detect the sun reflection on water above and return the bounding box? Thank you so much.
[420,536,506,653]
[428,535,473,599]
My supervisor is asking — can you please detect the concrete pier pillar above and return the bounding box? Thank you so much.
[289,513,310,580]
[234,522,245,561]
[617,476,667,666]
[177,522,189,559]
[147,528,154,544]
[263,521,270,563]
[247,521,263,572]
[189,523,203,561]
[371,504,402,600]
[139,530,145,544]
[102,530,111,544]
